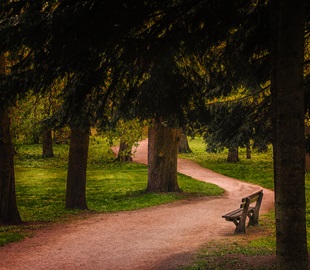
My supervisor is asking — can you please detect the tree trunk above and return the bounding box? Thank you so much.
[0,108,22,224]
[117,139,133,162]
[0,54,21,225]
[42,129,54,158]
[65,126,89,210]
[305,154,310,172]
[227,147,239,163]
[246,141,251,159]
[270,0,308,268]
[178,132,192,153]
[147,118,182,193]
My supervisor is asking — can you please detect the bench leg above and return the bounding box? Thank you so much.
[248,210,259,226]
[233,219,246,234]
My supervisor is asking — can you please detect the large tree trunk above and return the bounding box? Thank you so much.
[42,129,54,158]
[65,126,89,210]
[147,118,182,193]
[0,107,22,224]
[178,132,192,153]
[270,0,308,268]
[0,54,21,225]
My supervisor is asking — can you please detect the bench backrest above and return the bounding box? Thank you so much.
[240,190,263,209]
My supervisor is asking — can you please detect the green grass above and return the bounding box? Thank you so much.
[178,235,276,270]
[0,136,223,246]
[178,137,310,269]
[180,138,310,232]
[179,138,274,190]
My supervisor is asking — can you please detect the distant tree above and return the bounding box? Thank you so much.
[178,131,192,154]
[105,119,144,163]
[117,140,133,162]
[204,101,251,161]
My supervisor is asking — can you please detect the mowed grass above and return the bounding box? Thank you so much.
[179,138,274,190]
[178,137,310,269]
[0,137,223,246]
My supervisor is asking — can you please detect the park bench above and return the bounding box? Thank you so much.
[222,190,263,234]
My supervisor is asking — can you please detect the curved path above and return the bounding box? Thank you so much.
[0,140,274,270]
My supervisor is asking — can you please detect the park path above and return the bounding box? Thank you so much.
[0,139,274,270]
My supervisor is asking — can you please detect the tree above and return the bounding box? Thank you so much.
[178,131,192,153]
[104,119,145,163]
[42,129,54,158]
[0,54,21,224]
[121,49,209,192]
[65,124,90,210]
[270,0,308,268]
[117,140,133,162]
[147,118,182,192]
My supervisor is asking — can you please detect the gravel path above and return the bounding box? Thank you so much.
[0,140,274,270]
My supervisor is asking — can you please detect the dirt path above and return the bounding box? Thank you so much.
[0,140,274,270]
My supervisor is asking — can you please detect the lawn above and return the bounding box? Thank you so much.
[180,137,310,232]
[178,137,310,269]
[179,137,274,190]
[0,136,223,246]
[2,136,309,269]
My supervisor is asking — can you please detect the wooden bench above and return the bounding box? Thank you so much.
[222,190,263,234]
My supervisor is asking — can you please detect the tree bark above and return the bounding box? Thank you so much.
[227,147,239,163]
[305,154,310,172]
[270,0,308,268]
[246,141,251,159]
[0,54,21,225]
[42,129,54,158]
[65,126,89,210]
[0,107,22,224]
[178,132,192,153]
[116,139,133,162]
[147,118,182,193]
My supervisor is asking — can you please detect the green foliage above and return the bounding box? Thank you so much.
[10,89,63,144]
[103,119,147,160]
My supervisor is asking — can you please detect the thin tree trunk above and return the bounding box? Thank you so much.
[246,141,251,159]
[42,129,54,158]
[147,118,182,193]
[270,0,308,268]
[227,147,239,163]
[117,139,133,162]
[65,126,89,210]
[0,107,21,224]
[178,132,192,153]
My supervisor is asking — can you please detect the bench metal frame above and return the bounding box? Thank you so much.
[222,190,263,234]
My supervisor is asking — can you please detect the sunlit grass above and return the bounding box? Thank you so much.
[0,136,223,246]
[179,137,274,189]
[87,163,222,212]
